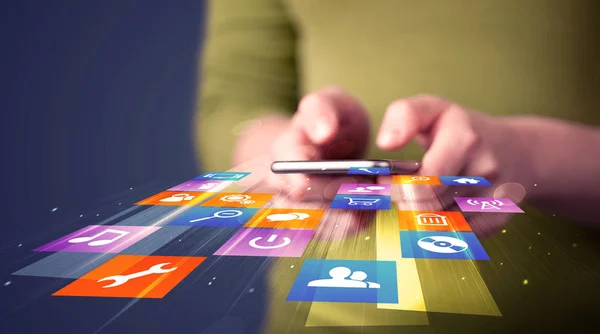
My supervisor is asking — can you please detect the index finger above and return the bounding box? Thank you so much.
[294,87,370,151]
[377,94,452,150]
[377,95,475,176]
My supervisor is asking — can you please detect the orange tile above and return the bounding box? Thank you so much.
[392,175,441,185]
[398,211,472,232]
[245,208,325,229]
[201,192,274,209]
[136,191,211,206]
[53,255,205,298]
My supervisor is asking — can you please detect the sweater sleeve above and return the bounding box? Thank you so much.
[194,0,298,172]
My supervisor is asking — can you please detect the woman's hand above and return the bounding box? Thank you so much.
[377,94,534,235]
[245,90,600,235]
[265,86,372,199]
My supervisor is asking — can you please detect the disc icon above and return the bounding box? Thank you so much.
[417,236,469,253]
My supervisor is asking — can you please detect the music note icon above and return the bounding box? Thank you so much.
[68,229,129,246]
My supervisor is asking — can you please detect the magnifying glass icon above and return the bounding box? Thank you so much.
[406,176,430,183]
[189,209,243,223]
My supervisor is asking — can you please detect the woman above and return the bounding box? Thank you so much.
[196,1,600,332]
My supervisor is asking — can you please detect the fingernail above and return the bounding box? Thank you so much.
[315,120,331,142]
[377,131,393,146]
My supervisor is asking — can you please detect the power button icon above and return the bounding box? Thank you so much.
[214,229,315,257]
[248,234,291,249]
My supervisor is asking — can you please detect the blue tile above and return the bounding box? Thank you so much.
[400,231,490,260]
[440,176,491,186]
[194,172,250,181]
[286,259,398,303]
[330,194,391,210]
[168,207,258,227]
[347,167,390,175]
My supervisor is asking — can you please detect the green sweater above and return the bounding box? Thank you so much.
[197,1,600,332]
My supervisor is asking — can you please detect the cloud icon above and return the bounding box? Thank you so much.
[266,213,310,222]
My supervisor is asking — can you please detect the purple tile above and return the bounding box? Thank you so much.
[454,197,524,213]
[337,183,391,196]
[168,180,230,192]
[34,225,160,253]
[214,228,315,257]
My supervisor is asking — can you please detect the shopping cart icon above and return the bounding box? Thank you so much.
[344,197,381,206]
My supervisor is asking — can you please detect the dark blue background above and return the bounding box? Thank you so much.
[0,1,267,333]
[1,0,202,242]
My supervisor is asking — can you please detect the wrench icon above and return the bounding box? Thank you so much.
[97,262,178,288]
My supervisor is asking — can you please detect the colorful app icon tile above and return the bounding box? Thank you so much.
[400,231,490,260]
[169,207,258,227]
[286,259,398,303]
[454,197,524,213]
[398,210,472,232]
[136,191,209,206]
[168,180,231,192]
[13,252,117,279]
[330,194,391,210]
[194,172,250,181]
[440,176,491,186]
[337,183,391,196]
[214,228,315,257]
[120,226,190,255]
[392,175,441,185]
[201,192,274,209]
[34,225,160,254]
[155,227,238,257]
[53,255,205,298]
[347,167,390,175]
[245,208,325,229]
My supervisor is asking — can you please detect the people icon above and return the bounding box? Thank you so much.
[307,266,380,289]
[349,270,380,288]
[347,186,386,193]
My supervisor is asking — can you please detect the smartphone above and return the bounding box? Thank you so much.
[270,159,420,175]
